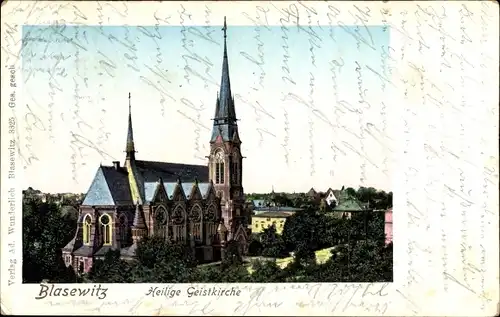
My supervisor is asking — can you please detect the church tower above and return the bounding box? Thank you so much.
[209,17,246,237]
[124,93,143,205]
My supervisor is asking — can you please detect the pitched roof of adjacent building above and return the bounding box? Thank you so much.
[325,188,341,200]
[253,212,293,218]
[333,199,365,211]
[306,187,317,196]
[333,189,365,211]
[254,206,302,212]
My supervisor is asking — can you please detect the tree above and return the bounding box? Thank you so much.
[345,187,357,198]
[356,187,393,210]
[366,211,386,244]
[346,240,393,282]
[294,242,316,266]
[192,265,223,282]
[61,205,79,220]
[130,236,198,283]
[282,210,331,253]
[315,246,350,282]
[22,200,76,283]
[324,218,349,246]
[387,192,393,208]
[273,193,293,207]
[218,264,251,283]
[250,260,287,282]
[291,195,307,209]
[88,250,132,283]
[260,226,287,258]
[356,187,377,204]
[247,239,263,256]
[221,239,243,269]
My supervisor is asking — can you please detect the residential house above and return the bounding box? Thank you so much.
[324,188,341,206]
[251,212,293,235]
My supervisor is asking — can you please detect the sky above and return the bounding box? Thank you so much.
[19,23,391,194]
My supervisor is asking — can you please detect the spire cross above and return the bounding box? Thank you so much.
[222,16,227,39]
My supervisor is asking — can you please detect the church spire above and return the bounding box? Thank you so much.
[215,17,236,123]
[124,92,143,205]
[126,92,136,159]
[211,17,238,142]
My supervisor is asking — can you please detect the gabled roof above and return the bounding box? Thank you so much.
[333,194,364,211]
[82,166,132,206]
[143,181,213,203]
[307,187,317,196]
[330,187,366,211]
[333,189,341,199]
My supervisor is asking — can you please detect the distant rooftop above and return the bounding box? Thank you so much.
[252,199,266,207]
[253,212,293,218]
[254,206,303,212]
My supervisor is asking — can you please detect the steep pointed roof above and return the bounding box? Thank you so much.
[132,203,147,229]
[216,16,235,122]
[211,17,238,142]
[126,93,136,156]
[214,94,220,121]
[82,166,132,206]
[307,187,317,197]
[334,190,364,211]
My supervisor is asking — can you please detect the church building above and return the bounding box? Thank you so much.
[62,18,249,273]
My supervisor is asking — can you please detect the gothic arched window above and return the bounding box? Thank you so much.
[189,205,203,243]
[154,206,168,240]
[118,214,128,246]
[83,214,92,245]
[204,205,218,245]
[171,206,186,242]
[231,149,240,185]
[214,151,224,184]
[99,214,112,245]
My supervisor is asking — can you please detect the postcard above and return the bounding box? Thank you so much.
[1,0,499,316]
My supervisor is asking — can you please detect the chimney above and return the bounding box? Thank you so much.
[113,161,120,170]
